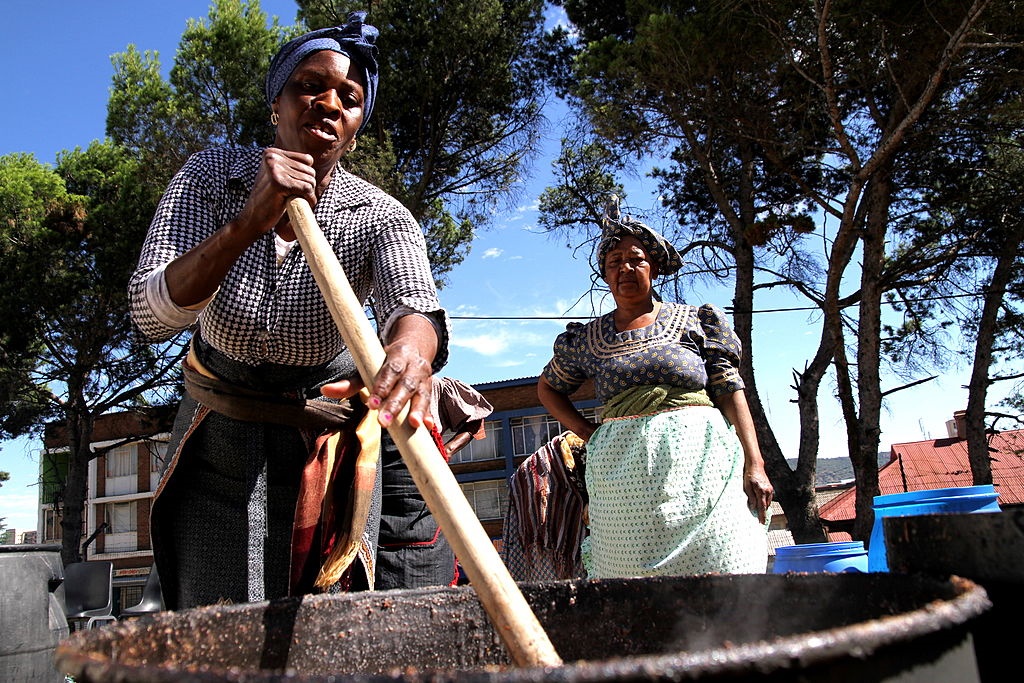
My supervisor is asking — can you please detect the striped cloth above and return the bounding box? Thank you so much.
[502,432,588,581]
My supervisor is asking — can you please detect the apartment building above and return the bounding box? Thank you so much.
[39,406,176,610]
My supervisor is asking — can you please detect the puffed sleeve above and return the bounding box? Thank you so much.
[697,303,745,398]
[433,377,494,436]
[541,322,589,395]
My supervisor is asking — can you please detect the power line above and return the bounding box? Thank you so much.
[448,290,994,321]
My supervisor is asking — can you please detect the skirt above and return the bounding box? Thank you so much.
[152,338,379,609]
[585,406,767,578]
[374,432,457,589]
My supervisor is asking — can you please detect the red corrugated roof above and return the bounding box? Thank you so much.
[819,430,1024,523]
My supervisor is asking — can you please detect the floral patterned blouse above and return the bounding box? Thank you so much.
[542,302,744,404]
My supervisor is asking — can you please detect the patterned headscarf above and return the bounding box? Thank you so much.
[265,12,379,135]
[596,196,682,277]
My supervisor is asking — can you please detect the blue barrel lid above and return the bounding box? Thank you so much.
[873,484,997,507]
[777,541,866,557]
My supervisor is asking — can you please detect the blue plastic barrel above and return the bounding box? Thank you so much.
[868,485,1001,572]
[773,541,868,574]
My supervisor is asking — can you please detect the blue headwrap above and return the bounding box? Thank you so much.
[595,196,682,277]
[265,11,379,135]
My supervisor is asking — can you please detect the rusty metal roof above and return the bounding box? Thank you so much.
[819,430,1024,523]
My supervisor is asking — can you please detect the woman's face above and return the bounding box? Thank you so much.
[271,50,366,169]
[603,236,660,302]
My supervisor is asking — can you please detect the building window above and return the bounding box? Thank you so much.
[448,421,503,464]
[459,479,508,521]
[509,414,562,458]
[149,440,168,492]
[105,444,137,496]
[101,501,138,554]
[43,508,62,543]
[104,501,137,534]
[509,408,599,457]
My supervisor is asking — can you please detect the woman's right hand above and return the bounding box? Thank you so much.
[537,376,598,442]
[234,147,319,239]
[164,148,320,308]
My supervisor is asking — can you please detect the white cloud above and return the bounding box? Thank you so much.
[450,320,563,358]
[452,331,512,357]
[482,248,503,260]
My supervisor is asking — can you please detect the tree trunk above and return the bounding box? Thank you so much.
[59,403,99,566]
[788,341,836,542]
[850,171,892,543]
[60,417,87,565]
[733,237,827,540]
[727,141,827,542]
[965,218,1024,483]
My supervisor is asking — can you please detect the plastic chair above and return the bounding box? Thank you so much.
[62,561,117,630]
[120,564,164,617]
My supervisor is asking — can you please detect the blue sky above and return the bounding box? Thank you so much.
[0,1,988,534]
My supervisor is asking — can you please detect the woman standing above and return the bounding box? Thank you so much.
[537,203,772,578]
[128,13,448,608]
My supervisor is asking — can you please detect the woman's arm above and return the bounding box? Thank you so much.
[538,376,599,442]
[714,389,774,524]
[321,312,438,430]
[443,420,482,458]
[164,148,319,307]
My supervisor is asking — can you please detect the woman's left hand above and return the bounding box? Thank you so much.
[743,462,774,525]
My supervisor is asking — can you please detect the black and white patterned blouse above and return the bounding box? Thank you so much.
[129,146,449,370]
[542,302,743,403]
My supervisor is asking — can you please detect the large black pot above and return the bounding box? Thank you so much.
[884,509,1024,683]
[55,573,989,683]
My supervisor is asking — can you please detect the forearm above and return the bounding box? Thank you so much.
[385,313,438,367]
[714,390,763,465]
[538,377,598,441]
[715,388,773,522]
[444,431,474,457]
[164,220,259,308]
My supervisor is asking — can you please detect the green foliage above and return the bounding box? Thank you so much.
[106,46,182,184]
[545,0,1024,541]
[543,0,827,283]
[538,139,624,233]
[0,154,74,436]
[107,0,550,283]
[296,0,549,284]
[0,144,180,443]
[0,144,186,561]
[107,0,286,190]
[171,0,284,148]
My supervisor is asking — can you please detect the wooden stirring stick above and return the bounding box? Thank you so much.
[286,197,562,669]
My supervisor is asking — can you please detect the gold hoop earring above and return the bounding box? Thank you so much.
[270,112,279,126]
[348,139,357,153]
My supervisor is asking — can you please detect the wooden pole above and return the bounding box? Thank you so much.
[287,198,562,668]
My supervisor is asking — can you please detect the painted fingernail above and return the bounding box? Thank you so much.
[368,396,381,409]
[381,412,393,425]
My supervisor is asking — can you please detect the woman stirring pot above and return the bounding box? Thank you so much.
[129,13,448,608]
